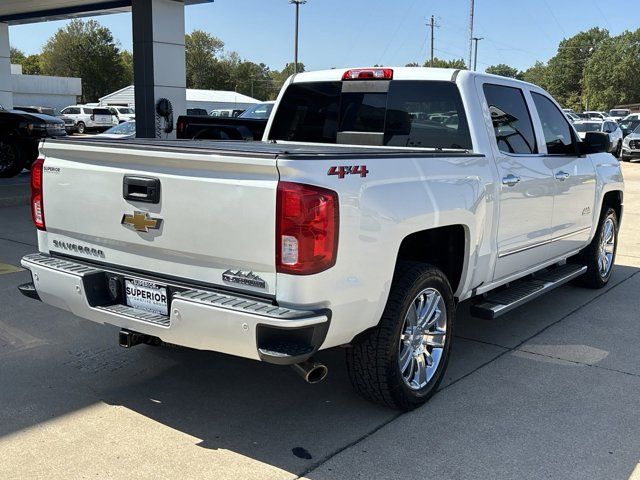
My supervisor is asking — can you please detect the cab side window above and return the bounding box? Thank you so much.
[483,84,537,154]
[531,92,576,155]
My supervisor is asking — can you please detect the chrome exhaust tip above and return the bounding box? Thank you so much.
[291,358,328,384]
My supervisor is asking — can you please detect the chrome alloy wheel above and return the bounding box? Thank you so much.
[0,141,16,171]
[398,288,447,391]
[598,216,616,278]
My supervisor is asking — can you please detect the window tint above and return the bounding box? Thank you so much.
[384,81,472,149]
[83,108,93,115]
[531,92,575,155]
[269,80,472,149]
[483,84,536,154]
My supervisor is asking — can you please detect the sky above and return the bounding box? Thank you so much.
[7,0,640,73]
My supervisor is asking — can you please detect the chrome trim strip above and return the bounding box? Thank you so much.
[498,227,591,258]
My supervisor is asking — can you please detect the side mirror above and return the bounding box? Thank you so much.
[578,131,610,155]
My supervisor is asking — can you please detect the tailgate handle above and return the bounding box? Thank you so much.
[123,176,161,204]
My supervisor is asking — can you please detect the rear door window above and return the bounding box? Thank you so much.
[531,92,576,155]
[269,80,472,149]
[483,84,537,154]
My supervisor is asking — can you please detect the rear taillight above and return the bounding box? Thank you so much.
[31,157,45,230]
[342,68,393,81]
[276,182,339,275]
[177,118,185,137]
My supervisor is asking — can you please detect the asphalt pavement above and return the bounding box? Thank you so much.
[0,164,638,480]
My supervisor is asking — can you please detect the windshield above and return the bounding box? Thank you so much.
[634,124,640,134]
[619,120,639,130]
[239,103,274,119]
[269,80,472,149]
[574,122,602,133]
[610,110,628,116]
[104,121,136,135]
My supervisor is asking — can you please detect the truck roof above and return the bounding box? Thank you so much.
[290,67,540,89]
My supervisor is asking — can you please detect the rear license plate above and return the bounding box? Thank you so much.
[125,278,168,316]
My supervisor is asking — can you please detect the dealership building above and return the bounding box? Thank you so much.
[99,85,259,113]
[9,64,82,112]
[1,0,213,138]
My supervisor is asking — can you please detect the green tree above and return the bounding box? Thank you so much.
[40,19,129,102]
[119,50,133,85]
[405,62,420,67]
[521,61,549,88]
[422,57,467,69]
[185,30,225,89]
[544,27,609,109]
[10,47,25,65]
[22,55,44,75]
[583,29,640,110]
[485,63,523,79]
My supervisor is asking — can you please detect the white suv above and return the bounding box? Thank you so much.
[60,106,114,134]
[108,106,135,124]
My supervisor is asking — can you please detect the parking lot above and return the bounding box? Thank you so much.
[0,163,638,480]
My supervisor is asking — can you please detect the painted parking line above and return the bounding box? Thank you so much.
[0,263,24,275]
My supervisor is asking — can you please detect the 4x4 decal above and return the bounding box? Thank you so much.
[327,165,369,179]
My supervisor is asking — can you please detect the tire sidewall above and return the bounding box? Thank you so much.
[387,267,455,408]
[76,122,86,134]
[594,208,618,286]
[0,139,24,178]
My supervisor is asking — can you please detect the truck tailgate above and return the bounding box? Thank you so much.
[39,140,279,296]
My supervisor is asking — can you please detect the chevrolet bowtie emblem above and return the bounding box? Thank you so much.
[121,211,162,233]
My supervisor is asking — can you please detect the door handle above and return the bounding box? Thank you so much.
[555,171,570,181]
[502,174,521,187]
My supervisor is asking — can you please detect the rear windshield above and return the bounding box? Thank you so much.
[574,122,601,133]
[610,110,628,116]
[268,80,472,150]
[93,108,111,115]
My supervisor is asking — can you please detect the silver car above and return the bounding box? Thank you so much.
[574,120,623,156]
[621,123,640,162]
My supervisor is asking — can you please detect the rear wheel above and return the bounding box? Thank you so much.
[575,206,618,289]
[346,262,455,410]
[615,142,622,157]
[0,138,24,178]
[76,122,86,134]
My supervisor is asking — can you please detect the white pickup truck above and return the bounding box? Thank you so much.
[19,68,623,410]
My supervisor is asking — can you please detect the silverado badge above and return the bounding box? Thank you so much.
[222,269,267,289]
[121,211,162,233]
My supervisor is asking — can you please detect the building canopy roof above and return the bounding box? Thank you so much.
[99,85,260,105]
[0,0,212,25]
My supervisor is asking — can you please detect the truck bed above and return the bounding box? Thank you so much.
[48,137,480,159]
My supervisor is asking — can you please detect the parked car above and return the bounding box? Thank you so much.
[623,113,640,122]
[95,121,136,139]
[582,111,613,121]
[621,124,640,162]
[565,112,580,123]
[107,106,135,123]
[609,109,631,122]
[618,118,640,138]
[14,106,76,134]
[19,67,623,410]
[210,108,244,118]
[186,108,208,116]
[0,107,66,177]
[573,120,622,155]
[60,105,113,134]
[238,101,275,120]
[561,108,575,114]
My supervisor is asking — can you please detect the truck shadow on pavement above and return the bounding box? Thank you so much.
[1,263,639,478]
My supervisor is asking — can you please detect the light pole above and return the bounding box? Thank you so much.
[472,37,483,71]
[467,0,475,70]
[290,0,307,73]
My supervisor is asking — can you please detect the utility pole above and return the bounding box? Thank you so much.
[472,37,483,71]
[467,0,475,70]
[289,0,307,73]
[250,74,255,98]
[427,15,439,67]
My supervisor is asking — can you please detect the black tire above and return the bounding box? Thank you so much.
[21,142,39,171]
[346,262,455,411]
[76,122,86,134]
[621,155,630,162]
[0,138,24,178]
[574,206,618,289]
[615,142,622,158]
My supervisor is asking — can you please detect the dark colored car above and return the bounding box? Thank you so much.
[14,106,76,134]
[0,107,67,178]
